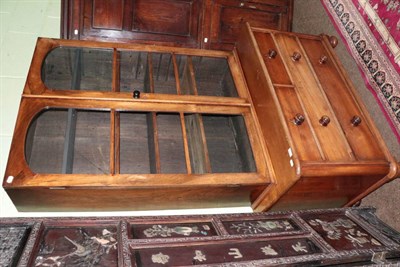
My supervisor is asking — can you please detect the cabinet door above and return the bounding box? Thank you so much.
[73,0,202,47]
[204,0,292,50]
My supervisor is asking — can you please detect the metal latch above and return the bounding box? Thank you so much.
[372,251,387,264]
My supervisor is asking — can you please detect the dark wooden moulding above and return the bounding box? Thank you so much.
[1,207,400,266]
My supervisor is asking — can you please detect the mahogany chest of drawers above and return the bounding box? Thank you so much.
[236,24,399,211]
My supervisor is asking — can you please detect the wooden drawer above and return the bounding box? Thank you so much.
[236,24,398,211]
[275,86,321,161]
[299,37,386,161]
[273,32,352,162]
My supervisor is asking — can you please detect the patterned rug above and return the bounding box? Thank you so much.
[322,0,400,143]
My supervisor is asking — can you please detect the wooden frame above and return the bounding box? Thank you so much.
[3,38,271,211]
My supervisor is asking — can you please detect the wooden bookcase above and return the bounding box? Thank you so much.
[3,38,271,211]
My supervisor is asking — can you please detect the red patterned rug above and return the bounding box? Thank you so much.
[322,0,400,143]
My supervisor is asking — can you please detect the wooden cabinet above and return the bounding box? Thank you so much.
[1,207,400,266]
[61,0,293,49]
[236,24,399,212]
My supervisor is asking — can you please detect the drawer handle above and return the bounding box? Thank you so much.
[329,36,338,48]
[319,115,330,126]
[351,116,362,126]
[293,113,305,125]
[291,52,301,61]
[133,90,140,99]
[267,49,277,59]
[319,55,328,64]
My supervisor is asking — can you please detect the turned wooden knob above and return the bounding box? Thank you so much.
[293,113,305,125]
[329,36,338,48]
[133,90,140,99]
[351,116,362,126]
[267,49,277,59]
[319,55,328,64]
[319,115,330,126]
[291,52,301,61]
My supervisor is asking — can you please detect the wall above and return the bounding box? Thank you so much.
[0,0,251,217]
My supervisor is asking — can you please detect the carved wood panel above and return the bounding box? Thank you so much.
[1,208,399,266]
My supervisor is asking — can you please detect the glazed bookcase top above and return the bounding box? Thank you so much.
[2,37,272,211]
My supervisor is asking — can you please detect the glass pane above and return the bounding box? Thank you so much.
[42,47,113,91]
[120,112,186,174]
[157,113,186,174]
[120,52,176,94]
[152,53,177,94]
[26,109,68,173]
[120,112,151,174]
[26,109,110,174]
[119,51,147,92]
[192,56,238,97]
[202,115,255,173]
[119,52,238,97]
[73,110,110,174]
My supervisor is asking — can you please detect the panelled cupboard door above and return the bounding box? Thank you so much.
[62,0,293,49]
[77,0,202,47]
[3,38,271,211]
[236,24,398,212]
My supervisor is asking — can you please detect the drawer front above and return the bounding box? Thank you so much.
[254,31,321,161]
[275,86,322,161]
[273,33,352,161]
[254,31,292,85]
[299,38,386,161]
